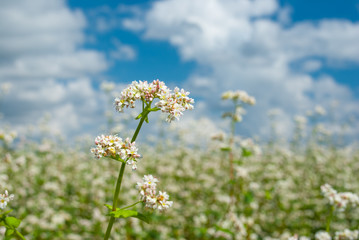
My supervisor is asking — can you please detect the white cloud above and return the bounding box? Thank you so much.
[110,39,137,61]
[277,5,292,25]
[301,60,322,72]
[2,78,107,138]
[0,0,109,139]
[124,0,359,140]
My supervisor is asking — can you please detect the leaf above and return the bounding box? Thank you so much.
[114,157,125,164]
[135,113,142,120]
[109,209,150,223]
[5,228,14,237]
[233,159,243,165]
[215,225,234,235]
[220,147,231,152]
[104,204,113,210]
[265,190,272,200]
[244,192,254,204]
[149,107,160,112]
[241,148,253,157]
[5,216,21,228]
[228,179,236,185]
[145,116,149,123]
[2,210,13,215]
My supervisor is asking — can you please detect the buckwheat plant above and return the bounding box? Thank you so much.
[321,184,359,232]
[91,79,194,240]
[0,187,26,239]
[221,90,255,196]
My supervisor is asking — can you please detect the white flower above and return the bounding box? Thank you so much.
[114,80,194,122]
[288,235,298,240]
[91,135,141,170]
[156,191,173,212]
[321,184,359,211]
[136,175,173,212]
[315,231,332,240]
[0,190,14,210]
[335,229,359,240]
[222,90,256,105]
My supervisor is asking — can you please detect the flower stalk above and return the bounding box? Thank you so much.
[104,112,148,240]
[93,80,193,240]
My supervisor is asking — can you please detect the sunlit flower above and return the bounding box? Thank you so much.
[0,129,17,145]
[288,235,298,240]
[91,135,140,170]
[222,90,256,105]
[114,79,194,122]
[321,184,359,211]
[315,231,332,240]
[136,175,173,212]
[334,229,358,240]
[156,191,173,211]
[0,190,14,209]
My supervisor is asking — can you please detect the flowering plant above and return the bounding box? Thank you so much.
[0,188,26,239]
[91,79,194,240]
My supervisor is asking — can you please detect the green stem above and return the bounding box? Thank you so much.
[326,205,335,232]
[103,110,150,240]
[131,111,149,143]
[229,101,237,196]
[15,230,26,240]
[121,201,141,210]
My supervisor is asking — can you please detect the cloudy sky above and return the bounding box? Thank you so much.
[1,0,359,143]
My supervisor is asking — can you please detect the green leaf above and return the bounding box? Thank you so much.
[244,192,254,204]
[135,113,142,120]
[233,159,243,165]
[2,210,13,215]
[145,116,149,123]
[113,157,125,164]
[109,209,150,223]
[104,204,113,210]
[215,225,234,235]
[241,148,253,157]
[5,228,14,237]
[228,179,236,185]
[265,190,272,200]
[5,216,21,228]
[149,107,160,112]
[220,147,231,152]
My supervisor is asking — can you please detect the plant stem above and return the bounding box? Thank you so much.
[131,111,148,143]
[104,163,126,240]
[121,201,141,210]
[229,101,237,199]
[103,111,149,240]
[326,205,335,232]
[15,230,26,240]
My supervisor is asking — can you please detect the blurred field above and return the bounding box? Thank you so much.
[1,115,358,240]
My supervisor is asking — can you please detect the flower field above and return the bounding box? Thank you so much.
[1,81,359,240]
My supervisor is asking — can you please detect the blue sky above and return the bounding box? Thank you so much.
[67,0,359,92]
[1,0,359,143]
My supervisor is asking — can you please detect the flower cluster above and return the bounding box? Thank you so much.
[114,79,194,122]
[315,231,332,240]
[136,175,173,211]
[321,184,359,211]
[91,135,140,170]
[0,190,14,210]
[334,229,359,240]
[0,129,17,145]
[222,90,256,105]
